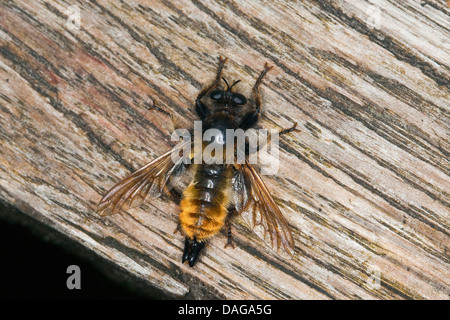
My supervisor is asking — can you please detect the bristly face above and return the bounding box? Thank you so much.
[202,77,247,141]
[209,77,247,108]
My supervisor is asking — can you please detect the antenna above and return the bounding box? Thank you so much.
[222,78,241,92]
[222,77,230,91]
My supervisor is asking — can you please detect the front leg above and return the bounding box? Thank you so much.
[196,55,228,101]
[252,62,273,113]
[195,56,228,120]
[195,100,210,121]
[239,63,273,130]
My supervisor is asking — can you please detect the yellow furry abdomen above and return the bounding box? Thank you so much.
[179,170,231,241]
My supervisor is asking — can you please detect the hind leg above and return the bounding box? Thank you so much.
[224,208,239,249]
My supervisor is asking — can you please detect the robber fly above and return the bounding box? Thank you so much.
[97,56,298,267]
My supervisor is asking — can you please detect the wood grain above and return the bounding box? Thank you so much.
[0,0,449,299]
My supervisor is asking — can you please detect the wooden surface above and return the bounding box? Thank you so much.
[0,0,449,299]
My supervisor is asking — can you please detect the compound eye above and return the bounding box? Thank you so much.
[232,93,247,105]
[210,89,223,100]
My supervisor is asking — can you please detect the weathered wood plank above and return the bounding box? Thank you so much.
[0,0,448,299]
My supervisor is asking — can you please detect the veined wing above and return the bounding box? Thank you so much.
[97,141,191,216]
[231,160,295,257]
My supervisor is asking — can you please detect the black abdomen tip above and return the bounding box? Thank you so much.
[182,237,206,267]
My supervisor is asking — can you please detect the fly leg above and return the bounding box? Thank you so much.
[197,55,228,100]
[164,185,182,204]
[239,63,273,130]
[162,186,184,235]
[253,62,273,113]
[243,122,300,156]
[224,222,235,249]
[195,55,228,120]
[279,123,300,136]
[224,208,238,249]
[173,222,183,235]
[144,97,170,116]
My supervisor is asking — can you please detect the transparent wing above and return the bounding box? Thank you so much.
[97,141,191,216]
[231,160,295,258]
